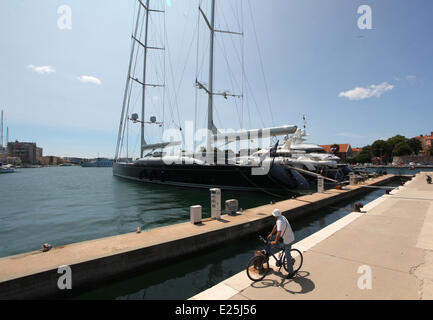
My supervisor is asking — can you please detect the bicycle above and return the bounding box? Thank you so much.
[246,236,303,282]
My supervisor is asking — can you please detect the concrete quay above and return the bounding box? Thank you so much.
[0,174,400,299]
[190,172,433,300]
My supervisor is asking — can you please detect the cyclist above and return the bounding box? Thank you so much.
[267,209,296,279]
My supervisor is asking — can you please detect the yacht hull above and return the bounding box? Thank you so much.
[113,161,301,192]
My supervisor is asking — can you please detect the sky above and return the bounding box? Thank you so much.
[0,0,432,158]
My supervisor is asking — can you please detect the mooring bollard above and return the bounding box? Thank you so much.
[317,176,325,193]
[349,173,356,186]
[210,188,221,219]
[190,205,202,224]
[225,199,239,216]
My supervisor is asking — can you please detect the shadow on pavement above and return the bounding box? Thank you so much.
[250,270,315,295]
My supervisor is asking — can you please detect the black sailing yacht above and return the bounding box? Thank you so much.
[113,0,304,191]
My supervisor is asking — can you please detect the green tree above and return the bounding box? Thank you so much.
[392,141,413,156]
[371,140,393,162]
[407,138,422,155]
[387,135,407,151]
[354,146,372,164]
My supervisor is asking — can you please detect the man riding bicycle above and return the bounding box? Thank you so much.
[267,209,296,279]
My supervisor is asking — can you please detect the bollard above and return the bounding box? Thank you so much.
[225,199,239,216]
[349,173,356,186]
[190,205,202,224]
[317,176,325,193]
[210,188,221,219]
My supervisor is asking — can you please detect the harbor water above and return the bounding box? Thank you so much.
[0,166,278,258]
[1,166,426,299]
[73,177,405,300]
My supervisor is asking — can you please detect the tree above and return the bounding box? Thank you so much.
[407,138,422,155]
[330,144,340,154]
[354,146,373,164]
[371,140,393,162]
[387,135,407,151]
[392,141,413,156]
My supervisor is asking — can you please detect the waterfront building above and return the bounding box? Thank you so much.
[40,156,63,166]
[36,147,43,163]
[7,141,38,165]
[63,157,83,165]
[414,132,433,154]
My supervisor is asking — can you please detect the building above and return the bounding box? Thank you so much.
[40,156,63,166]
[320,144,353,160]
[63,157,83,165]
[414,132,433,154]
[36,147,43,163]
[7,141,39,164]
[352,148,363,158]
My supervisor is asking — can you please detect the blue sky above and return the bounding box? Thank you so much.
[0,0,432,158]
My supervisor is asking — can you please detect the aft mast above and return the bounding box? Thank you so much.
[206,0,216,157]
[197,0,243,161]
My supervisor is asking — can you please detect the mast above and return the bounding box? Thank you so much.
[206,0,216,156]
[197,0,243,160]
[141,0,151,158]
[115,0,165,161]
[115,3,142,161]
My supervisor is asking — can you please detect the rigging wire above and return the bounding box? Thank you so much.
[246,0,275,127]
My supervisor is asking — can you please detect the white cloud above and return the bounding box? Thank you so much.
[339,82,394,101]
[27,65,56,75]
[406,75,416,80]
[77,75,102,85]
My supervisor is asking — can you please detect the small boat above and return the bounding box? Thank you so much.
[0,163,16,174]
[60,163,73,167]
[81,158,114,168]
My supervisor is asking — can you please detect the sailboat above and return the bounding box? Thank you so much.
[113,0,303,191]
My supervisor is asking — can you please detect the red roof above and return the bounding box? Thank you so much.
[414,134,433,140]
[352,148,363,152]
[320,144,351,153]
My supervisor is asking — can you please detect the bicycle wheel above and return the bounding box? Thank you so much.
[283,248,303,275]
[246,254,269,282]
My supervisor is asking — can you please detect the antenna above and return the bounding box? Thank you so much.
[1,110,3,150]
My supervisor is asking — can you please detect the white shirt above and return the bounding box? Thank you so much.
[276,216,295,245]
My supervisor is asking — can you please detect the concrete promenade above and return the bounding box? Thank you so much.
[0,174,399,299]
[190,172,433,300]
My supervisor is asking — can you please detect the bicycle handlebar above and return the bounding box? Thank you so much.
[259,235,269,244]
